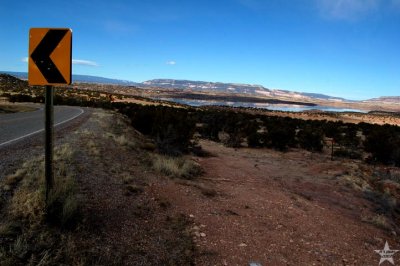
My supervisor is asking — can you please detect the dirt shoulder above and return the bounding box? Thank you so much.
[150,140,400,265]
[69,109,195,265]
[0,108,195,265]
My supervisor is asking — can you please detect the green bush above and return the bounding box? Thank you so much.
[297,126,324,152]
[364,125,400,166]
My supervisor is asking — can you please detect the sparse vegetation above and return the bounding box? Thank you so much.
[2,73,399,167]
[152,154,202,180]
[362,214,391,230]
[364,124,400,166]
[0,144,80,265]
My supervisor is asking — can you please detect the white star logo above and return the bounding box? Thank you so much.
[375,241,399,265]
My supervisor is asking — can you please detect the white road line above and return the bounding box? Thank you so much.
[0,107,84,147]
[53,107,84,127]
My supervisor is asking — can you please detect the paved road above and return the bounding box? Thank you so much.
[0,105,84,147]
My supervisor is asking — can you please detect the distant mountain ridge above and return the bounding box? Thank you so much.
[0,71,139,86]
[0,71,345,101]
[142,79,347,102]
[364,96,400,103]
[2,71,398,102]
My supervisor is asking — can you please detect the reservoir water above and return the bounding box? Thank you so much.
[159,98,366,113]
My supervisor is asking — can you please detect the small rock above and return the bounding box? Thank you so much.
[249,262,262,266]
[200,224,206,228]
[189,214,195,218]
[192,226,200,231]
[239,243,247,247]
[200,233,206,237]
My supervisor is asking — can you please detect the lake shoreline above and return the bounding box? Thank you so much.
[155,97,367,113]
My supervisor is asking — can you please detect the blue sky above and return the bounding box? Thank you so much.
[1,0,399,100]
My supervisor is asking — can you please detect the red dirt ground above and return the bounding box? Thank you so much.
[149,140,400,266]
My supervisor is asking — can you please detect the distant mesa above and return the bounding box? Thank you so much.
[364,96,400,104]
[1,71,398,103]
[142,79,348,102]
[0,71,139,86]
[0,71,348,101]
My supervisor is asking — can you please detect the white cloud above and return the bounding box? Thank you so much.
[166,61,176,65]
[316,0,379,20]
[72,59,99,67]
[22,57,98,67]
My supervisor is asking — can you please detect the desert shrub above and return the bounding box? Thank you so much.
[124,105,155,135]
[247,132,264,148]
[297,126,324,152]
[117,104,196,156]
[333,149,362,159]
[364,125,400,166]
[245,120,264,148]
[195,110,225,141]
[152,108,195,155]
[9,94,34,103]
[322,121,361,148]
[264,121,296,151]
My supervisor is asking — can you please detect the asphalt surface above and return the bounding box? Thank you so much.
[0,105,84,147]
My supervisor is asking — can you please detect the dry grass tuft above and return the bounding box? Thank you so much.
[341,175,371,192]
[104,132,137,149]
[0,222,21,238]
[46,175,79,227]
[5,144,80,227]
[86,139,100,156]
[362,214,391,230]
[4,169,27,187]
[152,155,202,179]
[121,172,135,184]
[10,187,45,225]
[0,144,80,265]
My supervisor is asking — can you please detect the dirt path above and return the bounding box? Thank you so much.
[67,109,195,265]
[150,140,399,265]
[1,108,196,265]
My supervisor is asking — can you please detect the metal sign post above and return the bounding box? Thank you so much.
[45,85,54,202]
[28,28,72,206]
